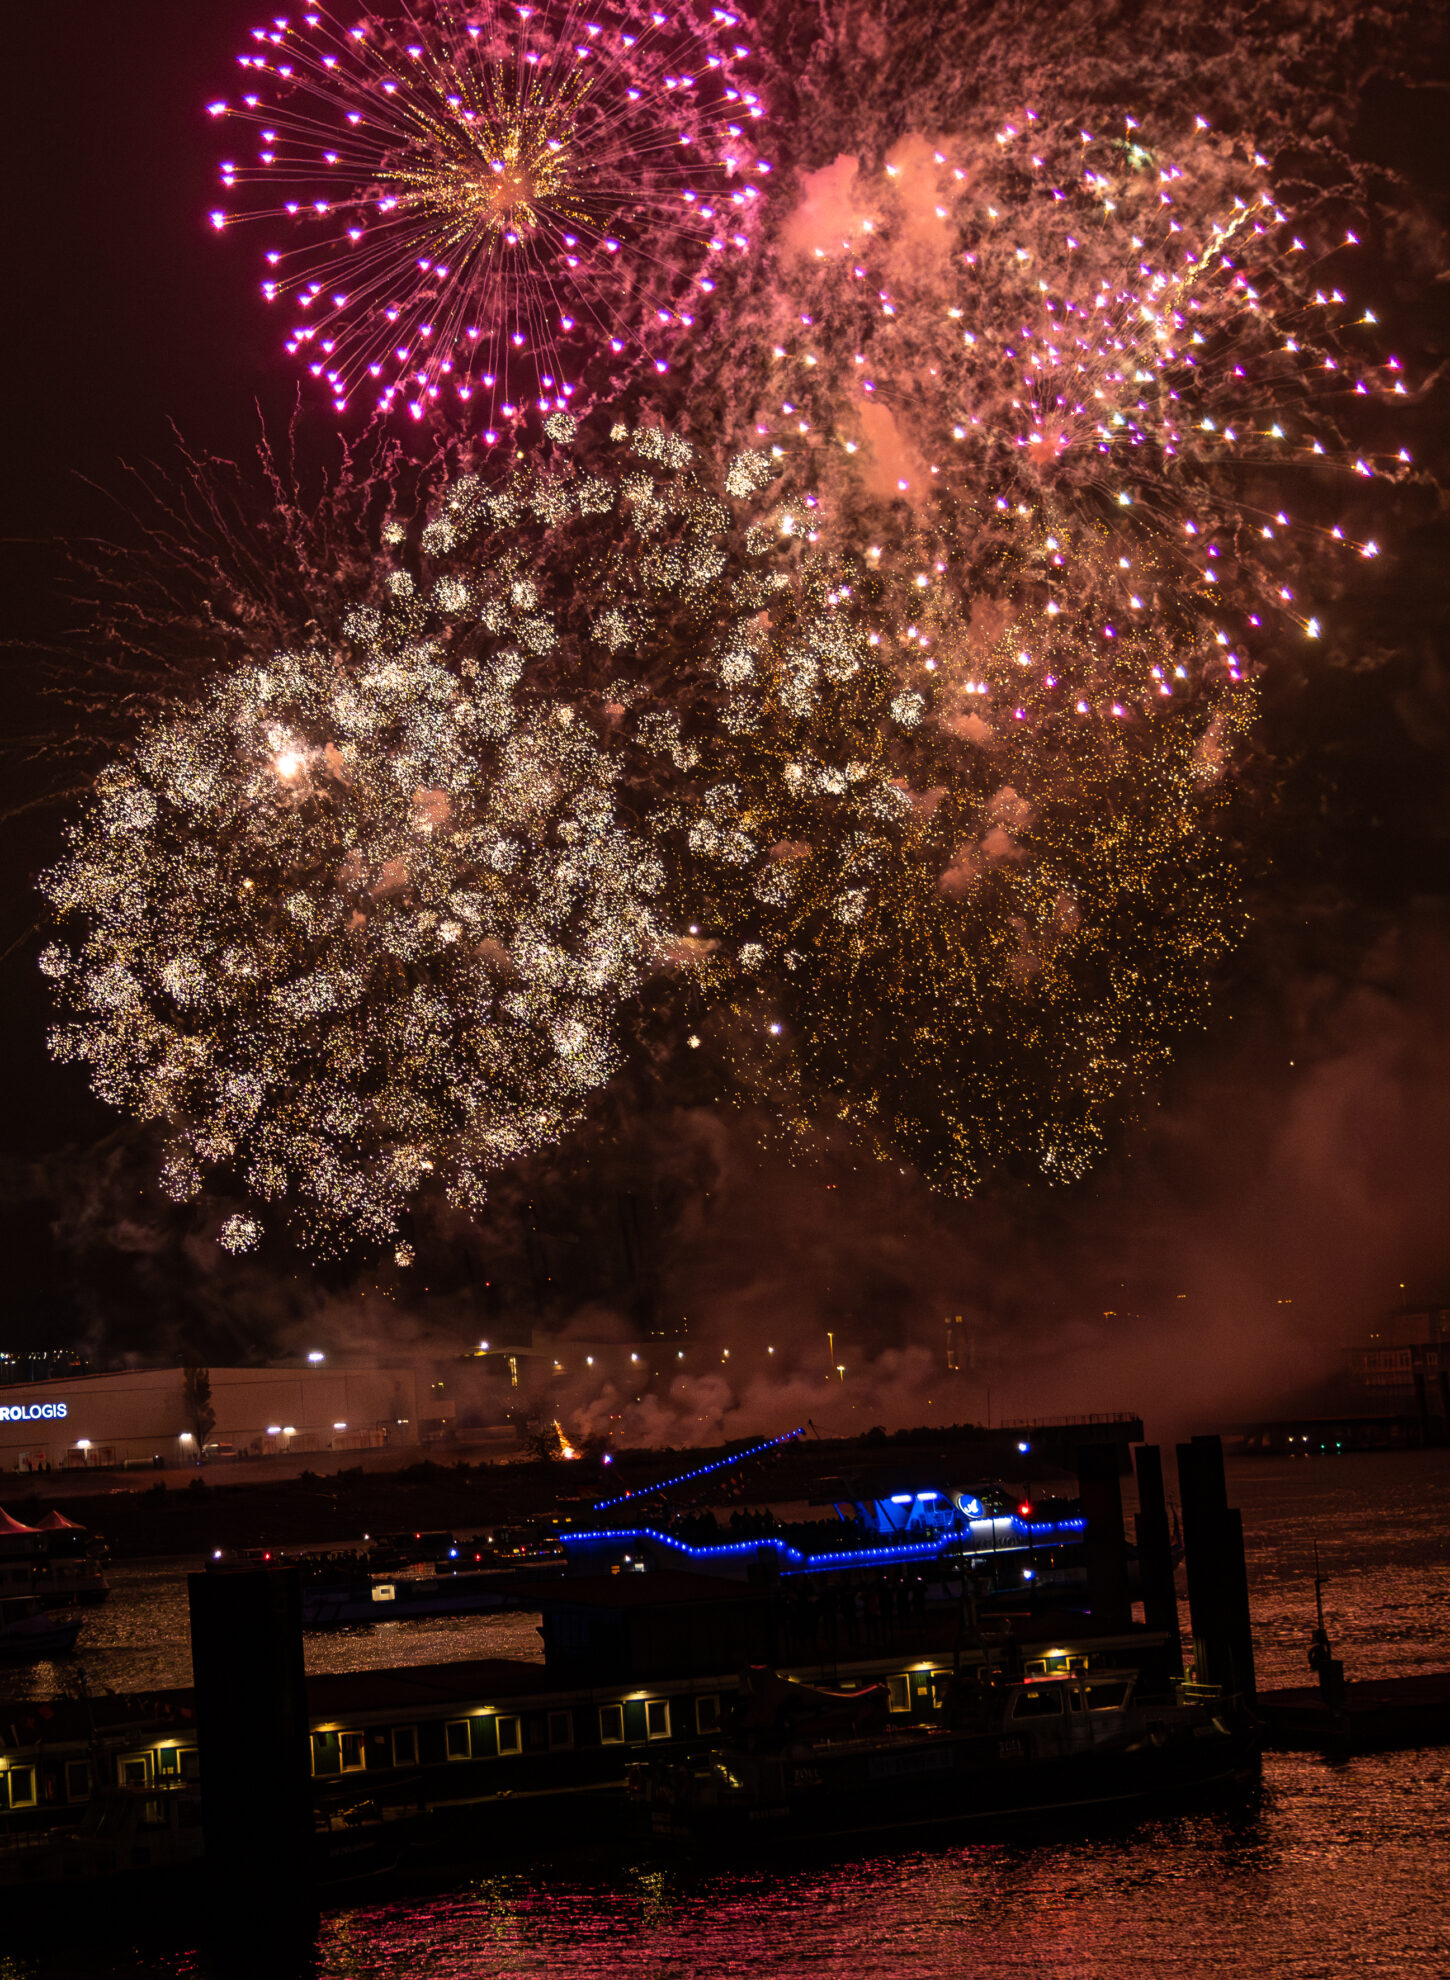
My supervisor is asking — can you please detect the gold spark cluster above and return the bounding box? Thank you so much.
[400,414,1254,1191]
[40,556,665,1254]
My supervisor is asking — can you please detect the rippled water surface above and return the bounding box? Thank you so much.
[5,1451,1448,1979]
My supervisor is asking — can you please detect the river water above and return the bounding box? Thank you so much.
[5,1450,1448,1979]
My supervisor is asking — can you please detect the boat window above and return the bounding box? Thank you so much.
[548,1711,573,1750]
[496,1716,522,1756]
[6,1767,36,1808]
[120,1755,151,1788]
[1011,1687,1065,1719]
[156,1746,180,1776]
[695,1695,721,1735]
[65,1760,91,1801]
[886,1675,911,1714]
[1084,1681,1129,1711]
[340,1731,367,1772]
[599,1705,625,1744]
[392,1726,418,1767]
[645,1700,671,1741]
[929,1672,953,1709]
[445,1720,471,1760]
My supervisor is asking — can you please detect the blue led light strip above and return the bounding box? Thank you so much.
[591,1427,807,1514]
[562,1515,1087,1574]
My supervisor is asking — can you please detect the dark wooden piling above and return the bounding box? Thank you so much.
[1176,1435,1256,1702]
[1132,1443,1183,1672]
[1076,1442,1132,1633]
[188,1565,314,1894]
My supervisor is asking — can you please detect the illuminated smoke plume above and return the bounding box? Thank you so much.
[208,0,769,429]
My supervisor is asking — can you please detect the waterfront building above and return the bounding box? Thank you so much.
[0,1362,423,1473]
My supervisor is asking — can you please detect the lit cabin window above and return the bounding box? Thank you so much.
[694,1695,721,1735]
[6,1767,36,1808]
[340,1732,366,1771]
[599,1705,625,1744]
[445,1721,470,1760]
[645,1700,671,1740]
[886,1675,911,1713]
[496,1716,522,1756]
[1010,1687,1065,1720]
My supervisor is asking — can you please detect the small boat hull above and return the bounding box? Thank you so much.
[0,1610,83,1660]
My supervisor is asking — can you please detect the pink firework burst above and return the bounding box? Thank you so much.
[209,1,768,429]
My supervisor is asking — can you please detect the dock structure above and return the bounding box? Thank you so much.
[6,1426,1447,1884]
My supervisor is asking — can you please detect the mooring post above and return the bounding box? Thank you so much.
[1077,1441,1132,1633]
[1132,1443,1183,1673]
[188,1564,314,1894]
[1176,1434,1256,1702]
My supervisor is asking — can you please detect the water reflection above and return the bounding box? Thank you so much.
[288,1751,1446,1979]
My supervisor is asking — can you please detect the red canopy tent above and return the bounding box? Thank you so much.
[34,1510,85,1532]
[0,1508,40,1536]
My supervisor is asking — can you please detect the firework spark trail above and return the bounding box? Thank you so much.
[39,540,667,1255]
[209,0,769,430]
[757,113,1412,723]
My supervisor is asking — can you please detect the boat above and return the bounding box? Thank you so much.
[0,1596,83,1660]
[0,1506,110,1609]
[300,1562,561,1628]
[630,1662,1256,1842]
[0,1785,204,1888]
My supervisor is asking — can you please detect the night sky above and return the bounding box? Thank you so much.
[2,0,1448,1437]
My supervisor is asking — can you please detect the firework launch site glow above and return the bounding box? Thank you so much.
[209,0,768,428]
